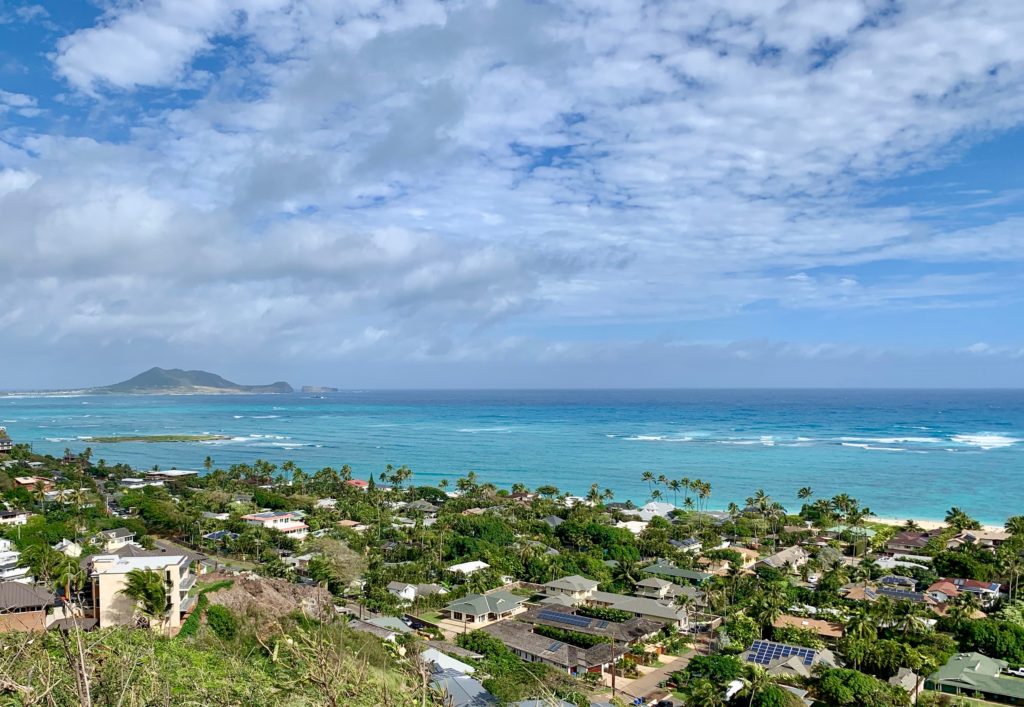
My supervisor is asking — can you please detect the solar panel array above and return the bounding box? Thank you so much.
[746,640,816,667]
[547,641,564,652]
[595,620,609,629]
[537,610,591,628]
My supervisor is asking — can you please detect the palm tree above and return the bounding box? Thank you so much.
[1005,515,1024,538]
[797,486,813,501]
[119,568,171,632]
[668,479,682,508]
[744,665,776,707]
[55,559,86,601]
[641,471,655,495]
[682,677,725,707]
[844,605,877,641]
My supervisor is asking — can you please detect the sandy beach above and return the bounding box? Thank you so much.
[870,516,1006,533]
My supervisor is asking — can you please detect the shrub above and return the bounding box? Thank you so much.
[206,605,238,641]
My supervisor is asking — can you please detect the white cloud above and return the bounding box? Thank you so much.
[0,0,1022,383]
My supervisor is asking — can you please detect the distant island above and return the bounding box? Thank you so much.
[90,367,293,395]
[301,385,338,394]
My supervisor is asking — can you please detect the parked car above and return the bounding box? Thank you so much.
[1005,666,1024,678]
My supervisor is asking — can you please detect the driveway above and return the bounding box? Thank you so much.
[613,651,694,703]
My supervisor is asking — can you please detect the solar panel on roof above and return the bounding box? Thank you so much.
[547,641,564,651]
[748,640,817,666]
[596,620,609,629]
[537,610,591,628]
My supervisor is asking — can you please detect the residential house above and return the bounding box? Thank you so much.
[634,577,686,601]
[742,640,836,679]
[640,560,713,585]
[240,511,309,539]
[0,427,12,453]
[118,477,164,490]
[387,581,447,603]
[772,615,844,642]
[14,476,53,491]
[314,498,337,509]
[886,530,942,554]
[0,582,55,632]
[731,546,761,569]
[0,510,31,526]
[0,550,32,583]
[758,546,809,572]
[926,652,1024,704]
[430,668,498,707]
[52,539,82,558]
[366,616,412,634]
[518,605,663,644]
[406,499,439,515]
[542,575,599,601]
[87,553,197,630]
[481,620,624,676]
[345,479,369,491]
[879,575,917,590]
[144,469,198,482]
[442,592,527,625]
[336,519,368,532]
[586,590,690,629]
[447,560,490,575]
[97,528,136,552]
[927,578,1003,607]
[670,538,702,553]
[948,529,1011,551]
[420,647,475,675]
[889,668,923,704]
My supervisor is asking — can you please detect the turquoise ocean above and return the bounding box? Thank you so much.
[2,389,1021,523]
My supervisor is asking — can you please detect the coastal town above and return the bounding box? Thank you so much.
[0,428,1022,706]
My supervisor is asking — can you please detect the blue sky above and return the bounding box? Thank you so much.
[1,0,1023,389]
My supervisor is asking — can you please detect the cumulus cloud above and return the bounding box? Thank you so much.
[1,0,1023,385]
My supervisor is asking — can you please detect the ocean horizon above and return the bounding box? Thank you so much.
[3,388,1021,524]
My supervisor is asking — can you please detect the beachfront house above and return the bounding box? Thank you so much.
[442,592,526,626]
[87,553,197,630]
[240,511,309,539]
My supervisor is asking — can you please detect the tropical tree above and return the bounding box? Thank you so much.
[119,568,171,632]
[797,486,813,501]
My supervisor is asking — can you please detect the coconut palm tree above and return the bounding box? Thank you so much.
[682,677,725,707]
[641,471,655,495]
[744,665,776,707]
[119,568,171,632]
[667,479,682,508]
[797,486,813,501]
[845,605,877,641]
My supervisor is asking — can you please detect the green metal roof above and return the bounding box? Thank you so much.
[929,653,1024,700]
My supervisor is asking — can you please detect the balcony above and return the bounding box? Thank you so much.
[179,573,197,593]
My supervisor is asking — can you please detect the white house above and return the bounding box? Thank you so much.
[447,560,490,575]
[0,510,30,526]
[240,511,309,539]
[52,539,82,558]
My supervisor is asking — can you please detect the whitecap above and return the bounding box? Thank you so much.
[457,427,512,433]
[841,442,906,452]
[950,433,1020,450]
[625,435,693,442]
[252,415,281,419]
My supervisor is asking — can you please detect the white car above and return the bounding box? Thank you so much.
[1005,667,1024,678]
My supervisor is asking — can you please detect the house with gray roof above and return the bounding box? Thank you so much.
[481,620,624,676]
[640,561,713,584]
[543,575,599,600]
[430,669,497,707]
[443,591,527,625]
[0,582,55,632]
[758,546,809,572]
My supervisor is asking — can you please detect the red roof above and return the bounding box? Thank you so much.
[346,479,369,488]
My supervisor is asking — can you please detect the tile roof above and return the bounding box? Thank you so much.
[0,582,55,611]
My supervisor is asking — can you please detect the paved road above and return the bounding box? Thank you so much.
[614,651,695,703]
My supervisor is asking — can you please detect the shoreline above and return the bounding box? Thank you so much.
[868,515,1005,533]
